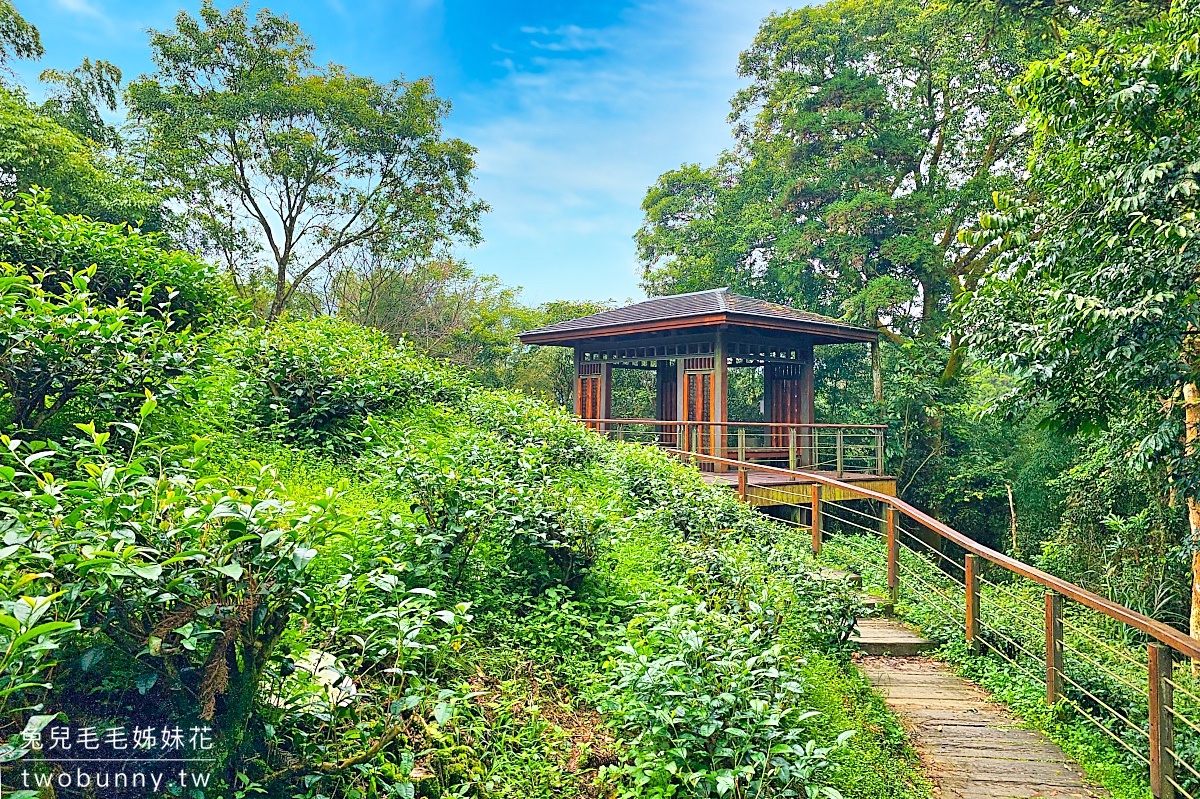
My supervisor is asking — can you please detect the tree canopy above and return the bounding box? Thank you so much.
[639,0,1043,382]
[127,1,487,320]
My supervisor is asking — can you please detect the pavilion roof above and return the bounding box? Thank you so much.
[518,287,877,345]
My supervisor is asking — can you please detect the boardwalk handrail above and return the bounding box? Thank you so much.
[670,448,1200,664]
[655,445,1200,797]
[582,418,887,476]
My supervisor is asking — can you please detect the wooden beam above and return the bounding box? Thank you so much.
[966,554,980,653]
[1045,592,1063,705]
[714,330,728,468]
[1149,643,1175,799]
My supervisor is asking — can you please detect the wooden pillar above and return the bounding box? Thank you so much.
[800,341,815,466]
[599,362,613,431]
[676,356,687,428]
[886,506,898,603]
[713,331,728,469]
[1045,592,1063,705]
[572,348,582,417]
[655,360,676,446]
[800,341,815,425]
[763,363,774,422]
[811,484,822,555]
[1149,643,1175,799]
[965,554,981,653]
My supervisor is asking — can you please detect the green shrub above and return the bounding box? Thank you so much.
[499,484,603,592]
[0,407,352,785]
[464,390,602,471]
[0,195,231,432]
[235,317,462,449]
[0,192,228,327]
[603,600,848,798]
[0,264,204,432]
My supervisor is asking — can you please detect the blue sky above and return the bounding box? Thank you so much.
[18,0,787,305]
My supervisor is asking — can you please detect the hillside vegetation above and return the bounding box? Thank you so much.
[0,195,926,798]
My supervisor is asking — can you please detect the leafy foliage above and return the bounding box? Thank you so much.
[0,88,162,228]
[233,317,460,450]
[605,600,848,798]
[0,194,226,432]
[128,0,486,319]
[38,58,123,147]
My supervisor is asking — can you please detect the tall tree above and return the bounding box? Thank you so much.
[127,1,487,321]
[39,58,123,147]
[0,0,40,70]
[639,0,1043,383]
[962,0,1200,636]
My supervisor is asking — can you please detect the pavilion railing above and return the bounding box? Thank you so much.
[670,449,1200,799]
[577,418,887,476]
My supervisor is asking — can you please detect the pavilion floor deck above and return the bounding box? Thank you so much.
[700,469,897,506]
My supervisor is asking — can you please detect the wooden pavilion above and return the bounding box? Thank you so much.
[519,288,894,498]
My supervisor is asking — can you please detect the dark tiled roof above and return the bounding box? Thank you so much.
[519,287,873,342]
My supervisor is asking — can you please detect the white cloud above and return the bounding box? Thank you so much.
[520,25,612,53]
[449,0,785,303]
[52,0,107,19]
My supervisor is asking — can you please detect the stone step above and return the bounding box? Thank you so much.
[859,592,894,617]
[853,617,937,656]
[815,567,861,588]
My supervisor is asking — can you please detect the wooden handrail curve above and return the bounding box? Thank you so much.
[670,449,1200,662]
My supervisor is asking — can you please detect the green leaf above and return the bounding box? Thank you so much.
[80,646,107,672]
[136,672,158,694]
[291,547,317,572]
[215,562,245,580]
[129,563,163,580]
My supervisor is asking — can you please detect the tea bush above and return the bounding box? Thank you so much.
[0,192,229,328]
[604,598,849,799]
[0,315,926,799]
[234,317,462,449]
[0,196,232,433]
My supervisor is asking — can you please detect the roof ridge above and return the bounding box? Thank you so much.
[517,286,876,343]
[642,286,729,301]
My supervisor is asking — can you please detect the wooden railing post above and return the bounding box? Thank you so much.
[737,468,748,502]
[965,554,981,653]
[788,427,798,471]
[875,429,885,475]
[690,424,700,454]
[886,506,898,604]
[1045,592,1063,705]
[737,427,747,462]
[1149,643,1175,799]
[811,484,822,555]
[836,427,844,476]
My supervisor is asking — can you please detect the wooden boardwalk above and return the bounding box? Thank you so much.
[700,468,897,505]
[856,618,1105,799]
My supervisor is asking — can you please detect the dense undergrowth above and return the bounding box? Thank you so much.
[0,315,929,798]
